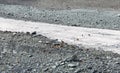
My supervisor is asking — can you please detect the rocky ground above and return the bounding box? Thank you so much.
[0,0,120,73]
[0,31,120,73]
[1,0,120,10]
[0,4,120,30]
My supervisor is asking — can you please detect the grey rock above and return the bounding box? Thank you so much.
[31,31,36,35]
[68,63,77,68]
[43,67,49,72]
[51,65,56,69]
[66,55,79,62]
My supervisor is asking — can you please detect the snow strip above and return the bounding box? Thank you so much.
[0,17,120,54]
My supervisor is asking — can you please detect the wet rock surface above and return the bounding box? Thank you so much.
[0,31,120,73]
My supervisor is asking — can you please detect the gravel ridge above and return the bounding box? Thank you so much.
[0,31,120,73]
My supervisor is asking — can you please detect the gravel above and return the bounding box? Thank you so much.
[0,4,120,73]
[0,31,120,73]
[0,4,120,30]
[1,0,120,10]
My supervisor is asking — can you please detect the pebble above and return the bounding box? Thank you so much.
[27,68,33,71]
[51,65,56,69]
[28,55,33,57]
[43,68,49,72]
[26,32,30,35]
[13,50,17,54]
[74,68,82,73]
[68,63,77,68]
[66,55,79,62]
[38,40,42,43]
[32,69,37,72]
[31,31,36,35]
[7,13,14,16]
[12,32,17,35]
[1,49,8,53]
[60,62,65,65]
